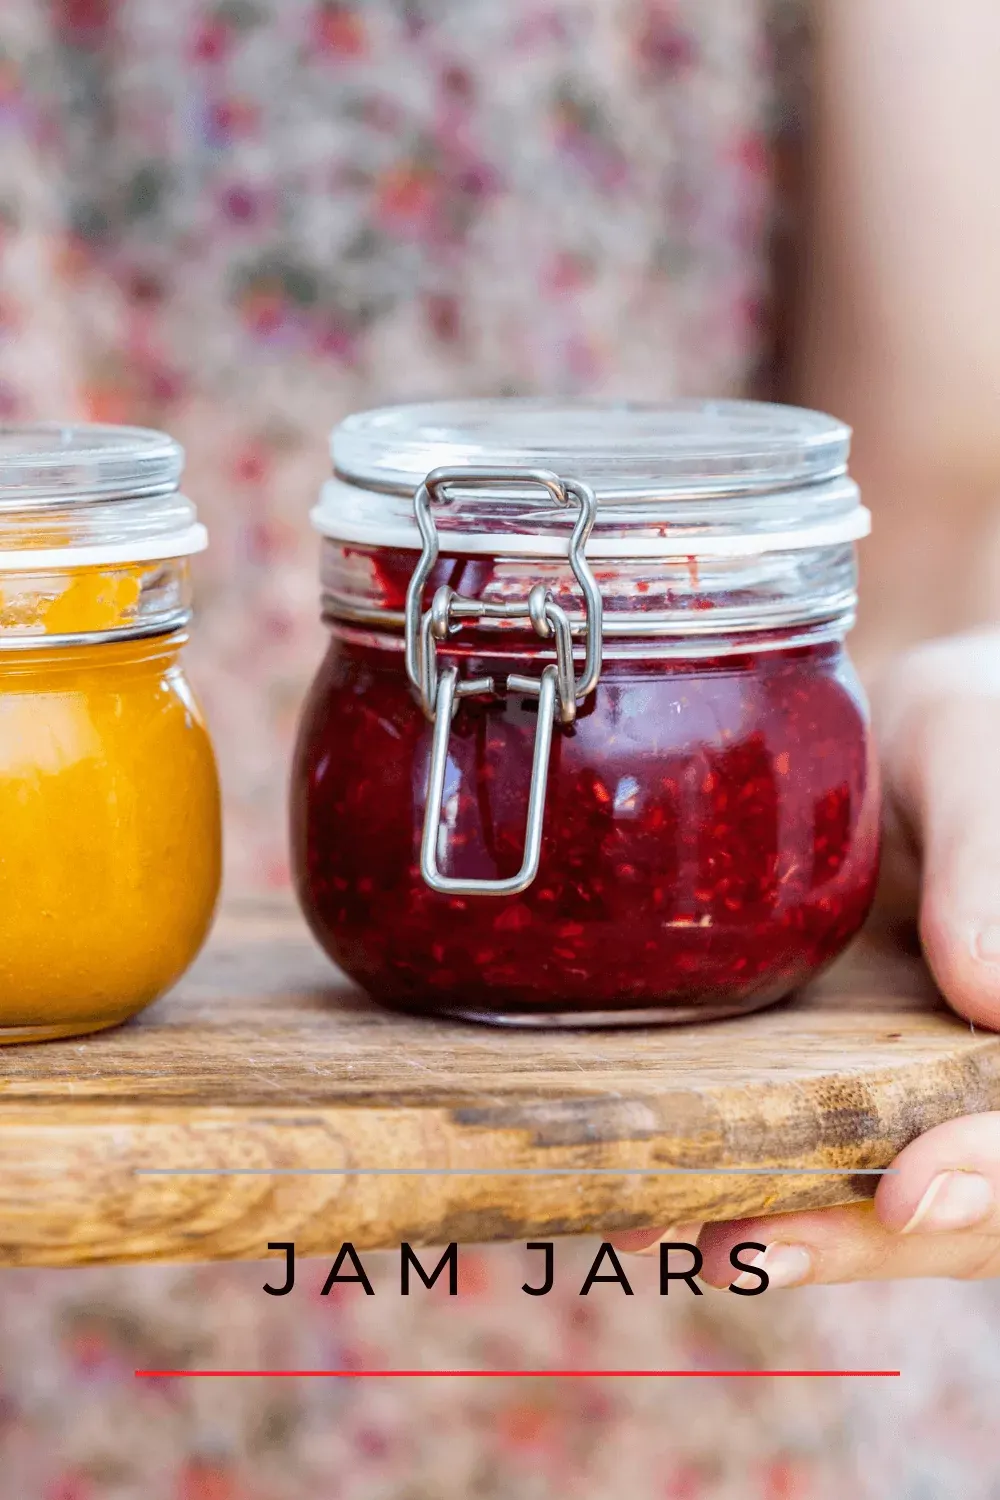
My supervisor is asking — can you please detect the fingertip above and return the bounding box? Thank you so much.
[609,1223,705,1257]
[884,649,1000,1027]
[874,1113,1000,1232]
[920,897,1000,1030]
[699,1205,884,1288]
[697,1219,763,1288]
[607,1227,666,1256]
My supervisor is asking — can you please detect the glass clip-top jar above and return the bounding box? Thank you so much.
[294,399,881,1027]
[0,423,221,1042]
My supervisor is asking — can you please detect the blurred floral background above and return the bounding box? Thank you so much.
[0,1,997,1497]
[0,0,793,890]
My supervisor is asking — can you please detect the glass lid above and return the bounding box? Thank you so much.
[0,423,184,504]
[318,398,868,559]
[331,398,851,498]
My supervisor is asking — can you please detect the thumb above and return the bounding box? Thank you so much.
[879,633,1000,1028]
[874,1112,1000,1239]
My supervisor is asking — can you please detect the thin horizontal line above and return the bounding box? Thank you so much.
[135,1369,901,1380]
[134,1167,895,1178]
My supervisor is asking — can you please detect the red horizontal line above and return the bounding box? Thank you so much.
[135,1369,900,1380]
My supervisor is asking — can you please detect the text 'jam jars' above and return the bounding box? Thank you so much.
[0,424,221,1041]
[292,400,880,1026]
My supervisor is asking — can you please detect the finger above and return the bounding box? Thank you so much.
[874,1112,1000,1234]
[607,1228,666,1255]
[877,633,1000,1027]
[608,1223,703,1257]
[698,1203,1000,1289]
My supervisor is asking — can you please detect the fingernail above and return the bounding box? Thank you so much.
[732,1243,813,1291]
[974,927,1000,964]
[629,1222,703,1257]
[902,1170,994,1234]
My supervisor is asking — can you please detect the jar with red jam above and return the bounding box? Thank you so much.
[292,400,880,1026]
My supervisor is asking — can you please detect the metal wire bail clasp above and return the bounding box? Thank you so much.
[404,467,603,897]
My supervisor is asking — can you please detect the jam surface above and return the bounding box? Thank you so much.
[292,632,880,1023]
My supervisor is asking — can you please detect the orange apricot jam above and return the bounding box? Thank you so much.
[0,630,221,1040]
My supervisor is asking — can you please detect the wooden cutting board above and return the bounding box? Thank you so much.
[0,899,997,1267]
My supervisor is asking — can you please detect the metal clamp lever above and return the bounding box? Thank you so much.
[404,467,602,897]
[421,662,560,897]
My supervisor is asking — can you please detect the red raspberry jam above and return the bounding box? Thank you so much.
[292,631,879,1024]
[294,398,878,1025]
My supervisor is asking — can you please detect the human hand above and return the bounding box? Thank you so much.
[617,629,1000,1286]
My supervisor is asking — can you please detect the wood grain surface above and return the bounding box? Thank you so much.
[0,900,998,1267]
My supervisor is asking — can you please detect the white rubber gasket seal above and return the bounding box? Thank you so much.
[312,480,870,558]
[0,523,208,571]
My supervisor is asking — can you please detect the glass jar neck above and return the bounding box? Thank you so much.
[0,560,193,650]
[319,538,858,658]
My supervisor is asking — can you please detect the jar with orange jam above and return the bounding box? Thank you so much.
[0,424,221,1041]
